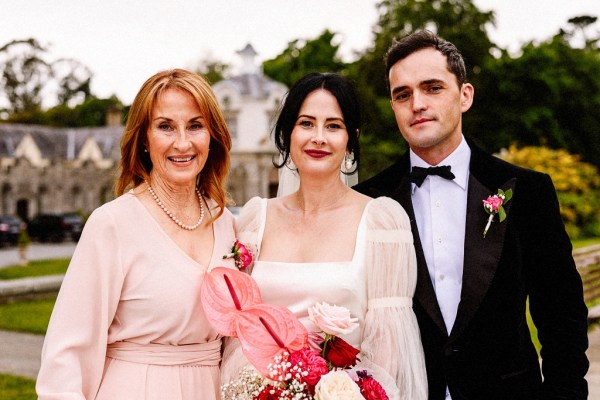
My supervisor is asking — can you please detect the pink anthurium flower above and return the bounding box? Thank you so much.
[200,267,308,376]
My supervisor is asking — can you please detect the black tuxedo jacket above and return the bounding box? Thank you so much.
[354,143,589,399]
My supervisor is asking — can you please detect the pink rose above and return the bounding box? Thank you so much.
[308,302,359,336]
[288,348,328,386]
[223,240,253,270]
[235,241,253,269]
[483,196,503,212]
[308,331,325,352]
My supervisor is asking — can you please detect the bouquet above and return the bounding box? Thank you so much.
[201,267,389,400]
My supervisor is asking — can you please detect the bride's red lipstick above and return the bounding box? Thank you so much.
[305,150,331,158]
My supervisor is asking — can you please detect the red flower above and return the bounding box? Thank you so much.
[356,372,389,400]
[254,384,288,400]
[289,348,328,386]
[324,336,360,368]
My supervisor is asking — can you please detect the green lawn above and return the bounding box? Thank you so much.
[0,297,56,334]
[0,258,70,280]
[573,237,600,249]
[0,374,36,399]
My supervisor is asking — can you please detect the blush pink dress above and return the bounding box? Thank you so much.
[36,192,236,400]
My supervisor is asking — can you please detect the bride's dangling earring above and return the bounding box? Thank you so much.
[343,153,353,186]
[345,153,354,171]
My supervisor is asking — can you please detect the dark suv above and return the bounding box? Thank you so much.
[0,215,23,247]
[28,213,84,243]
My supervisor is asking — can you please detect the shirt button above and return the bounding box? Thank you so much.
[437,238,442,243]
[439,274,445,281]
[435,201,441,207]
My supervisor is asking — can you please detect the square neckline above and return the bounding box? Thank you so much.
[255,198,375,265]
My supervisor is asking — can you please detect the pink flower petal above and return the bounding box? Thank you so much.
[200,267,308,376]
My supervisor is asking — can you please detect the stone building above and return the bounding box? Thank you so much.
[213,44,287,205]
[0,44,286,221]
[0,123,121,220]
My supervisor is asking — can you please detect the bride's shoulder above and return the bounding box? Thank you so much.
[265,194,304,216]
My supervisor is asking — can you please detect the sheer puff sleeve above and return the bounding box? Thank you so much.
[361,197,428,400]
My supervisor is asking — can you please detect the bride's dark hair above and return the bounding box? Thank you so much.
[272,72,361,173]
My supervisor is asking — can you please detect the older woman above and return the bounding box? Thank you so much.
[37,69,236,399]
[224,73,428,399]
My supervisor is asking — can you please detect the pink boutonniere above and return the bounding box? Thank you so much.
[482,189,512,238]
[223,240,253,270]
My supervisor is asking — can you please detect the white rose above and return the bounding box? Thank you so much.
[308,302,359,336]
[314,370,364,400]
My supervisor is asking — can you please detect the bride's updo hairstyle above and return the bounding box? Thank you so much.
[273,72,361,174]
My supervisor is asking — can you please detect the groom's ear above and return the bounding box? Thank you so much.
[460,83,474,112]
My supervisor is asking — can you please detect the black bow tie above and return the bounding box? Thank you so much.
[409,165,456,187]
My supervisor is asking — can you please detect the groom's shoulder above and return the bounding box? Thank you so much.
[353,158,408,198]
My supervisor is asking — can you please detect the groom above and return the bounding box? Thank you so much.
[354,30,589,399]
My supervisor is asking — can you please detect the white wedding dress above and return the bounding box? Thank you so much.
[223,196,428,400]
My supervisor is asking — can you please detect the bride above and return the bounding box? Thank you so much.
[225,72,427,399]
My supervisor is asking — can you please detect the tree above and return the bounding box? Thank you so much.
[0,38,94,116]
[195,53,230,84]
[0,39,52,114]
[6,95,123,127]
[566,15,599,49]
[472,17,600,167]
[53,58,93,106]
[262,29,346,88]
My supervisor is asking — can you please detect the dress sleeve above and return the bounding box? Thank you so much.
[361,197,428,400]
[36,207,125,399]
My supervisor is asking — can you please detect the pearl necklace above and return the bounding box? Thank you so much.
[146,181,204,231]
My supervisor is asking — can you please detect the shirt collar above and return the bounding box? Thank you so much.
[409,135,471,193]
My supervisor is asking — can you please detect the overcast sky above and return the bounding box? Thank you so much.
[1,0,598,106]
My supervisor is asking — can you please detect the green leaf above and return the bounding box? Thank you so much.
[498,207,507,222]
[504,189,513,202]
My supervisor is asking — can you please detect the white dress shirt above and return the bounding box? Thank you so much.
[411,137,470,400]
[410,136,471,333]
[410,137,470,400]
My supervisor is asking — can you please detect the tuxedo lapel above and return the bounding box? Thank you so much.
[449,174,516,340]
[392,173,448,336]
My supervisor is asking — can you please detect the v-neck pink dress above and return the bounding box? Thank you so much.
[36,192,237,400]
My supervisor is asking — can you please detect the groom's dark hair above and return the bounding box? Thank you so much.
[385,30,467,89]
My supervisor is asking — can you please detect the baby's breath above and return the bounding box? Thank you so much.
[223,352,314,399]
